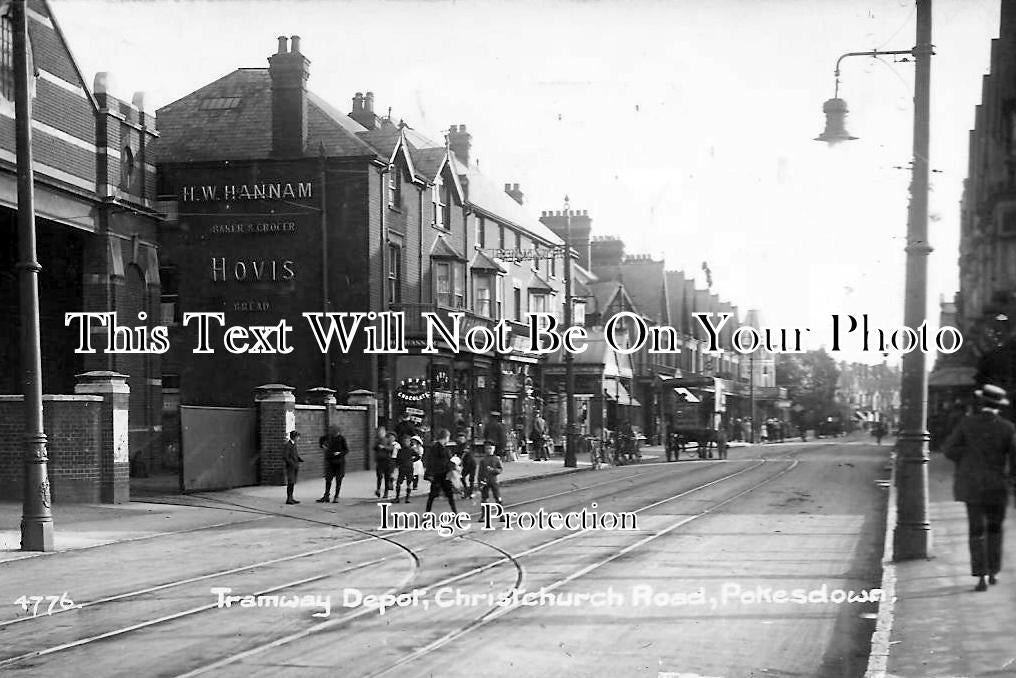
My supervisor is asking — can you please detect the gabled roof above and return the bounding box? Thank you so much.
[615,258,669,324]
[527,270,556,293]
[154,69,378,163]
[430,234,465,260]
[470,250,507,273]
[589,281,639,317]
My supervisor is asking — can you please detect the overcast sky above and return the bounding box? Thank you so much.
[50,0,1001,363]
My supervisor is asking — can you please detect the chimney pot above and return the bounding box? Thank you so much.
[290,35,301,53]
[512,183,519,191]
[365,91,374,113]
[277,36,288,54]
[505,183,512,192]
[93,71,111,95]
[460,124,467,132]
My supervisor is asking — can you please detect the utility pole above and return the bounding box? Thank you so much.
[894,0,933,560]
[563,196,577,467]
[15,0,54,551]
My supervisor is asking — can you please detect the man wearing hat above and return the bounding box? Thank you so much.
[484,411,506,459]
[942,383,1016,592]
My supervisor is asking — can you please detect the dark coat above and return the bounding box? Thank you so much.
[424,442,451,480]
[942,410,1016,504]
[281,439,303,483]
[483,420,506,452]
[319,433,349,465]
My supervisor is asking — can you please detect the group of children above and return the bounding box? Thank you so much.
[374,429,504,506]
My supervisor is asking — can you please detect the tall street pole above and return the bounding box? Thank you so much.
[15,0,54,551]
[563,196,577,467]
[894,0,932,560]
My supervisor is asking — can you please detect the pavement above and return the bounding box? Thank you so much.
[867,445,1016,678]
[0,447,662,563]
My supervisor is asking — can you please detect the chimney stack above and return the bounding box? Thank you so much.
[448,124,471,165]
[539,207,593,270]
[505,182,524,205]
[350,90,377,129]
[268,35,310,157]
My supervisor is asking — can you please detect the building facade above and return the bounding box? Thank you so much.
[0,0,161,500]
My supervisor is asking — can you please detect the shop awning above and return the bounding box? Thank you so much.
[673,387,700,403]
[604,382,641,406]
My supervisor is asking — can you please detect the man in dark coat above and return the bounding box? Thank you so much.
[424,428,458,513]
[483,412,506,459]
[942,383,1016,591]
[281,431,303,505]
[316,426,349,503]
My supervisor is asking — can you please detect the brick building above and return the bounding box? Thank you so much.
[935,3,1016,397]
[156,37,568,467]
[0,0,161,500]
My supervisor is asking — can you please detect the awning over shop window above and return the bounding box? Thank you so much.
[673,387,701,403]
[604,382,641,407]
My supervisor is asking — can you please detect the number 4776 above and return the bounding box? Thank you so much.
[13,593,76,616]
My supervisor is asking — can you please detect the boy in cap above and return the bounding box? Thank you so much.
[281,430,303,505]
[477,439,503,505]
[395,435,423,503]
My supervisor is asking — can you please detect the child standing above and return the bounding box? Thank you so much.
[477,440,503,505]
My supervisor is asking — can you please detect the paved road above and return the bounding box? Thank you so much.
[0,440,889,678]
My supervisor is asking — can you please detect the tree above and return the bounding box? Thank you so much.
[776,349,840,426]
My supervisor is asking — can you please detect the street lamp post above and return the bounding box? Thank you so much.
[563,196,577,467]
[816,0,932,560]
[15,0,54,551]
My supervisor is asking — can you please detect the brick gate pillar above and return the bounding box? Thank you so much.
[347,389,377,471]
[256,384,295,485]
[306,387,338,431]
[74,371,130,504]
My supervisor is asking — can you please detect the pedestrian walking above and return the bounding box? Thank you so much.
[942,384,1016,592]
[532,411,549,461]
[395,435,422,503]
[281,430,303,505]
[316,425,349,503]
[459,436,477,498]
[716,426,728,460]
[374,429,397,500]
[477,439,503,504]
[425,428,458,513]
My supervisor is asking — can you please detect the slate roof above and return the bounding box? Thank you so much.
[589,280,638,317]
[615,258,669,324]
[154,69,378,163]
[470,250,507,273]
[527,270,556,293]
[452,156,563,246]
[430,234,465,260]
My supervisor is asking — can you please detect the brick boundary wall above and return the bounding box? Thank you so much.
[0,395,103,503]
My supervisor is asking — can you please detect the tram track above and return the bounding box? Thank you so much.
[173,449,803,677]
[0,447,802,674]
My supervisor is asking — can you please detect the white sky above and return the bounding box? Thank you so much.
[50,0,1002,363]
